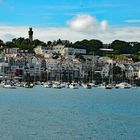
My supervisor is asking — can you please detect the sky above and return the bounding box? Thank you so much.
[0,0,140,43]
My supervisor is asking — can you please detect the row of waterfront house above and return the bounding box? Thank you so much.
[0,44,140,85]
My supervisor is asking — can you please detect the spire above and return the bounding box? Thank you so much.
[28,27,33,41]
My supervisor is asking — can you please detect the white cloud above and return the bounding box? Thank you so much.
[68,14,108,33]
[125,20,140,23]
[0,25,94,43]
[68,14,96,32]
[0,14,140,43]
[0,26,27,41]
[100,20,108,31]
[94,26,140,43]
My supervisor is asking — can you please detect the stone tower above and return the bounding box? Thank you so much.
[28,27,33,41]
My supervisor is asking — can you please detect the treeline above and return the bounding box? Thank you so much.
[0,38,47,52]
[109,40,140,61]
[0,38,140,61]
[67,39,140,61]
[0,38,70,51]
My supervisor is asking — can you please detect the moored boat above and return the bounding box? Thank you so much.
[115,82,131,89]
[24,83,34,88]
[3,84,16,89]
[105,84,114,89]
[99,83,106,88]
[82,83,92,89]
[60,83,66,88]
[16,82,24,87]
[52,83,61,89]
[69,83,79,89]
[43,82,52,88]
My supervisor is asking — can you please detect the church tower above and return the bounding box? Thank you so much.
[28,27,33,41]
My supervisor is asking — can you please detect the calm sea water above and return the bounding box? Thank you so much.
[0,86,140,140]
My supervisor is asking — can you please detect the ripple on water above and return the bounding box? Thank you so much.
[0,87,140,140]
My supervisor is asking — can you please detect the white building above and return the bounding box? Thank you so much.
[0,62,9,74]
[63,48,86,59]
[34,46,48,55]
[98,57,113,64]
[4,48,19,54]
[4,48,19,60]
[138,69,140,78]
[53,45,65,53]
[101,64,110,77]
[64,47,86,55]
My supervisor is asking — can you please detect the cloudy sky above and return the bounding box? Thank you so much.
[0,0,140,43]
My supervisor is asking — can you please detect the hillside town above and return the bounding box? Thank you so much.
[0,28,140,88]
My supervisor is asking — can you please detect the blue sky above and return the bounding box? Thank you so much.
[0,0,140,42]
[0,0,140,26]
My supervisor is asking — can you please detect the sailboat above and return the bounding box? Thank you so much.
[68,63,79,89]
[82,83,92,89]
[115,82,131,89]
[24,82,34,88]
[52,82,61,89]
[130,69,137,89]
[99,72,106,88]
[3,83,16,89]
[43,69,52,88]
[69,82,79,89]
[115,67,132,89]
[1,57,16,89]
[43,82,52,88]
[105,84,113,89]
[105,62,114,89]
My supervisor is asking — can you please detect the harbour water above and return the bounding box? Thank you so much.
[0,87,140,140]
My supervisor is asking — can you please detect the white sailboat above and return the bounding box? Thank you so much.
[52,82,61,89]
[24,83,34,88]
[82,83,92,89]
[105,84,113,89]
[43,82,52,88]
[115,82,131,89]
[115,66,132,89]
[69,82,79,89]
[99,82,106,88]
[3,84,16,89]
[105,62,114,89]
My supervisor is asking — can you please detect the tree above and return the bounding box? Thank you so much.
[0,40,5,51]
[113,65,121,75]
[110,40,132,54]
[13,37,24,47]
[89,39,103,53]
[32,39,47,47]
[5,41,16,48]
[131,42,140,54]
[0,40,4,46]
[132,53,140,62]
[56,39,63,45]
[47,41,52,47]
[72,39,103,55]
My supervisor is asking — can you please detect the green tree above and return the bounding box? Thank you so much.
[110,40,132,54]
[5,41,16,48]
[0,40,4,46]
[72,39,103,55]
[131,42,140,54]
[113,65,121,75]
[32,39,47,47]
[47,41,52,47]
[132,53,140,62]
